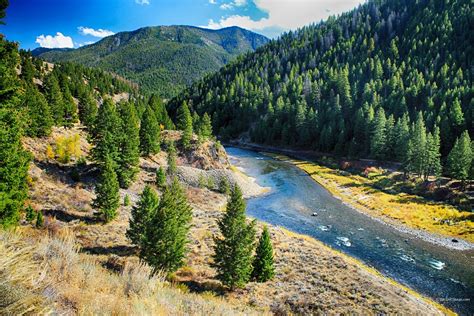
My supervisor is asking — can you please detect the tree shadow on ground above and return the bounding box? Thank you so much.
[81,245,137,257]
[43,208,99,224]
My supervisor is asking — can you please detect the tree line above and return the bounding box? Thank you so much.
[169,0,473,182]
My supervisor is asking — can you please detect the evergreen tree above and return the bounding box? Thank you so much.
[139,105,160,156]
[93,155,120,223]
[218,177,230,195]
[62,85,78,126]
[0,37,30,229]
[25,205,36,222]
[141,178,192,272]
[424,126,442,179]
[78,88,97,129]
[407,113,427,177]
[92,98,121,165]
[252,226,275,282]
[370,107,387,159]
[156,166,166,188]
[35,210,44,228]
[43,74,65,126]
[127,185,159,246]
[117,101,140,188]
[212,186,256,289]
[177,101,193,150]
[23,84,53,137]
[447,131,472,183]
[200,112,213,140]
[167,142,177,175]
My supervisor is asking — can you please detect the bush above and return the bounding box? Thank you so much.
[52,134,81,163]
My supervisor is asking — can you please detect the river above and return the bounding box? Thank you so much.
[226,147,474,315]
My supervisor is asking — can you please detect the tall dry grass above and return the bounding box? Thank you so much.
[0,228,262,315]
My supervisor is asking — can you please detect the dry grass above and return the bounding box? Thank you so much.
[0,227,263,315]
[272,154,474,243]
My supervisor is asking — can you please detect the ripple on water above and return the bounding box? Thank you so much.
[428,259,446,270]
[336,236,352,247]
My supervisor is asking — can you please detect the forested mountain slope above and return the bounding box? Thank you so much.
[33,26,269,98]
[170,0,473,179]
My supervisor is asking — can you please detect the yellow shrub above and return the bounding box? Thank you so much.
[54,134,81,163]
[45,144,54,160]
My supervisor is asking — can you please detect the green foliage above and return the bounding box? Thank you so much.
[93,156,120,223]
[123,194,130,206]
[167,142,177,175]
[126,185,159,246]
[92,98,121,165]
[36,26,269,98]
[139,105,160,156]
[252,226,275,282]
[22,84,53,137]
[117,101,140,188]
[0,38,31,229]
[177,102,193,150]
[35,210,44,228]
[199,113,213,140]
[218,177,231,195]
[212,186,256,290]
[170,0,472,175]
[77,88,97,129]
[43,74,65,126]
[25,205,35,223]
[141,178,192,272]
[61,85,78,127]
[155,166,166,188]
[447,131,472,182]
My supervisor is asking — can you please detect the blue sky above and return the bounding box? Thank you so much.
[2,0,364,50]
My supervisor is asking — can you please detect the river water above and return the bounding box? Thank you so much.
[226,147,474,315]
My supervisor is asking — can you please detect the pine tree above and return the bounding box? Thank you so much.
[156,166,166,188]
[62,85,78,126]
[126,185,159,246]
[167,142,177,175]
[447,131,472,183]
[177,101,193,150]
[407,113,427,177]
[92,98,121,165]
[78,88,97,129]
[25,205,36,222]
[23,84,53,137]
[93,155,120,223]
[218,177,230,195]
[424,126,442,179]
[141,178,192,272]
[139,105,160,156]
[35,210,44,228]
[0,37,31,229]
[117,101,140,188]
[44,74,65,126]
[370,107,387,159]
[212,186,256,290]
[252,226,275,282]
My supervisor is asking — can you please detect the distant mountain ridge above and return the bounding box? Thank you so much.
[33,25,269,98]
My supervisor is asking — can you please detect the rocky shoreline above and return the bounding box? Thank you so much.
[226,141,474,251]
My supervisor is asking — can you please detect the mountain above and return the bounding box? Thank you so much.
[33,25,269,98]
[170,0,473,174]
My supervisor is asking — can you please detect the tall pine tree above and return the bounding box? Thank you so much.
[127,185,159,246]
[447,131,472,183]
[177,101,193,150]
[139,105,160,156]
[212,185,256,290]
[93,155,120,223]
[141,178,192,272]
[252,225,275,282]
[117,101,140,188]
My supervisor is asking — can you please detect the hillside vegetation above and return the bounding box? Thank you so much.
[170,0,473,182]
[34,26,269,98]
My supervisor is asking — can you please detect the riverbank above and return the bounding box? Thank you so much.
[226,142,474,249]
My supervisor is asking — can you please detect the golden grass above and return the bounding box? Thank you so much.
[279,227,456,316]
[0,228,262,315]
[271,154,473,243]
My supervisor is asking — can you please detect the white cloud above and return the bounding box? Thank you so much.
[220,3,234,10]
[205,0,365,36]
[219,0,247,10]
[209,0,217,4]
[78,26,115,38]
[135,0,150,5]
[234,0,247,6]
[35,32,74,48]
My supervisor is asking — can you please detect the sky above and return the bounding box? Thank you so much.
[2,0,365,50]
